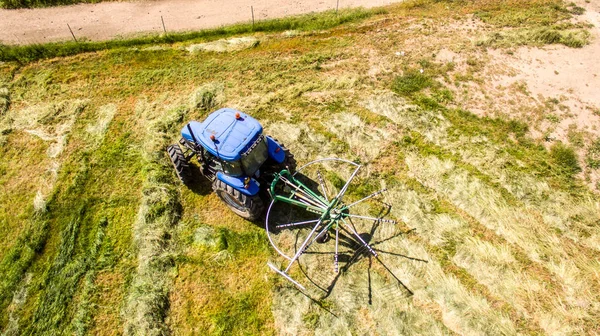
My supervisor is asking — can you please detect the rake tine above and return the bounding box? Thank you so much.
[334,224,340,273]
[345,214,396,224]
[335,165,361,203]
[317,170,330,201]
[341,218,377,257]
[342,188,387,211]
[276,219,321,229]
[285,218,324,272]
[268,262,306,290]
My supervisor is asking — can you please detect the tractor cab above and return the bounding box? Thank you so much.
[167,108,296,221]
[181,108,270,177]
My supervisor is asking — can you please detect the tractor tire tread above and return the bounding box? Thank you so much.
[212,179,264,221]
[167,144,192,185]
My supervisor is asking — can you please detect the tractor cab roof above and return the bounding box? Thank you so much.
[181,108,263,161]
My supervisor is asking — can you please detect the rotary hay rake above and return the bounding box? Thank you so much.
[265,158,425,295]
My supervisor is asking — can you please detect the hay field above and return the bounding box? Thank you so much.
[1,1,599,335]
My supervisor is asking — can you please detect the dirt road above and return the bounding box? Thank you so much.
[0,0,401,45]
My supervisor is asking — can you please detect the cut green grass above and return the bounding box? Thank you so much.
[1,0,599,335]
[550,142,581,176]
[473,0,574,27]
[392,71,435,96]
[26,207,104,335]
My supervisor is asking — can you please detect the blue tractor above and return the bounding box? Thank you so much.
[166,108,296,220]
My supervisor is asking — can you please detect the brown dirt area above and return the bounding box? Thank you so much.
[0,0,402,45]
[423,0,600,189]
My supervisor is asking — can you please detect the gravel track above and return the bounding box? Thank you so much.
[0,0,401,45]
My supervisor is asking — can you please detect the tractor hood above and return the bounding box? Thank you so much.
[181,108,263,161]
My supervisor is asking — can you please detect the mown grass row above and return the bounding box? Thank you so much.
[121,100,186,335]
[26,208,106,335]
[382,55,599,333]
[0,215,49,322]
[0,7,385,63]
[69,217,107,335]
[0,0,597,334]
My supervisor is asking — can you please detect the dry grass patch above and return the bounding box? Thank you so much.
[326,112,397,162]
[186,37,260,53]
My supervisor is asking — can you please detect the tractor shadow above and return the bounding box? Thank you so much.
[183,163,214,196]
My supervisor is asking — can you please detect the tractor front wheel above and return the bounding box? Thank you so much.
[167,144,192,185]
[212,180,264,221]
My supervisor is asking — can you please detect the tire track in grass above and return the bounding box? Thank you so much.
[121,99,185,336]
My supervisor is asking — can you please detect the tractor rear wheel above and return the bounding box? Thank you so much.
[212,179,264,221]
[271,139,297,174]
[167,144,192,185]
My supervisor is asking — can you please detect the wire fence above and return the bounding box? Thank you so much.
[0,0,396,45]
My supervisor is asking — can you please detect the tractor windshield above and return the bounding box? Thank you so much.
[241,135,268,176]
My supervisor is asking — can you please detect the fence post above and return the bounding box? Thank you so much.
[161,16,166,33]
[251,6,255,28]
[336,0,339,13]
[67,23,77,42]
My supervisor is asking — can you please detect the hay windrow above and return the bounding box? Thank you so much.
[86,103,117,146]
[0,86,9,116]
[364,92,450,145]
[326,112,396,162]
[405,153,600,332]
[3,99,88,157]
[189,82,224,112]
[121,98,186,336]
[2,273,31,336]
[186,37,260,53]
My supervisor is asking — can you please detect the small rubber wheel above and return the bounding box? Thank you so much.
[316,231,330,244]
[167,144,192,185]
[212,179,264,221]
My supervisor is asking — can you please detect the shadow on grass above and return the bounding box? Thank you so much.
[184,165,213,196]
[293,206,427,309]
